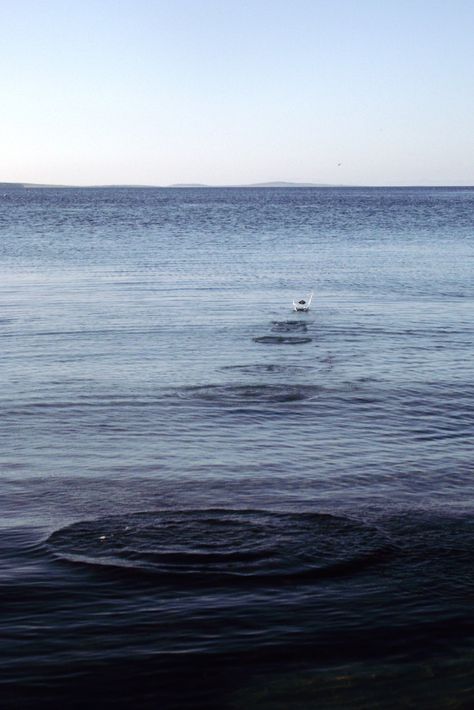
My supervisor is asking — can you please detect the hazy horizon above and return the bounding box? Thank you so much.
[2,0,474,186]
[3,180,474,189]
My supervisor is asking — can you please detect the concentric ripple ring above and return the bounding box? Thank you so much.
[47,510,390,584]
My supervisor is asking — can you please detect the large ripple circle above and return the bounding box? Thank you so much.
[47,510,388,583]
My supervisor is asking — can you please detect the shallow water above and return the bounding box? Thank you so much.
[1,187,473,708]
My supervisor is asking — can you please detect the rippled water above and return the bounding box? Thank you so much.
[1,187,473,708]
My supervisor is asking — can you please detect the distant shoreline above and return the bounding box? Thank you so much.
[1,182,473,190]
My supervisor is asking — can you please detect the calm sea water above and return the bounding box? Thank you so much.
[1,187,473,708]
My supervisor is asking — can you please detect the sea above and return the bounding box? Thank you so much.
[1,186,473,709]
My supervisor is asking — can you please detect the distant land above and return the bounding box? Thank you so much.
[169,181,338,188]
[1,181,342,190]
[2,181,471,190]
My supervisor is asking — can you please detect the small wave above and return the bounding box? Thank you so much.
[47,510,389,584]
[253,336,312,345]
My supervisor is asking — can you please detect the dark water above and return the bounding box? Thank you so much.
[1,187,473,708]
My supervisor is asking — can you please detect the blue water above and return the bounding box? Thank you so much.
[1,187,473,708]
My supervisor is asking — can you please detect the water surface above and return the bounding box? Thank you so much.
[1,187,473,708]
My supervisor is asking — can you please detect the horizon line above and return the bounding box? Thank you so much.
[2,180,474,190]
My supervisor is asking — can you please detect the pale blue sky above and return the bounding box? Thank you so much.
[2,0,473,185]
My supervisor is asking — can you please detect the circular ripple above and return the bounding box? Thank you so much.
[178,384,320,402]
[221,363,312,375]
[271,320,308,333]
[253,336,312,345]
[47,510,388,583]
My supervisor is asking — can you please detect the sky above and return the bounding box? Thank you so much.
[1,0,474,186]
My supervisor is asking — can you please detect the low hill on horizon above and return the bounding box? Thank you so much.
[169,181,338,188]
[1,180,342,189]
